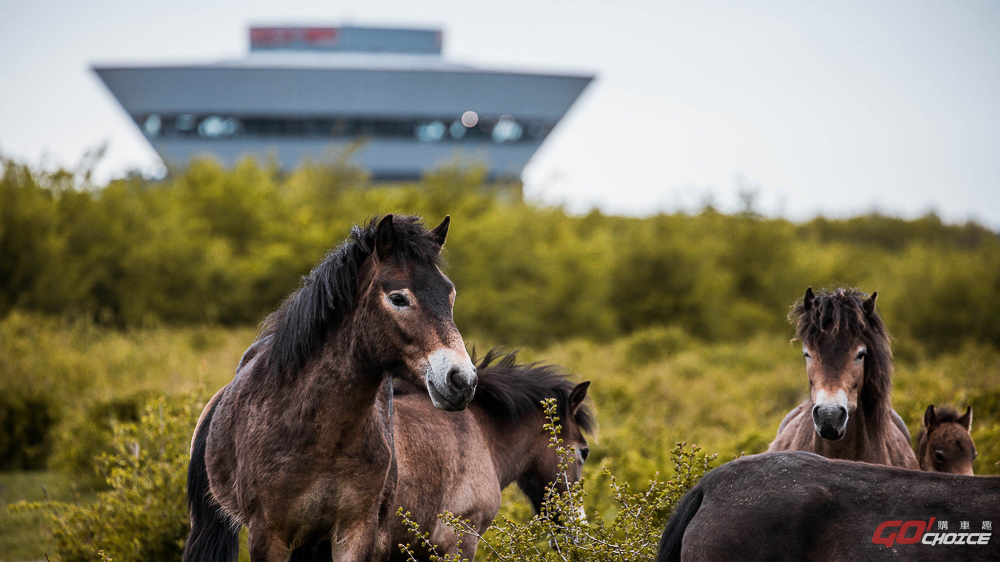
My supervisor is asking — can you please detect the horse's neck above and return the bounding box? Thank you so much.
[473,409,542,489]
[274,328,388,421]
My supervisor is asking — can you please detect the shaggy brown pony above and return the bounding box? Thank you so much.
[768,287,917,468]
[183,215,479,562]
[918,405,976,475]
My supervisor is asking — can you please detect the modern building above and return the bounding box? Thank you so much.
[93,25,593,179]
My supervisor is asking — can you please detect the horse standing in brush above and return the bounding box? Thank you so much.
[768,287,918,468]
[388,349,593,560]
[183,215,479,562]
[918,405,976,475]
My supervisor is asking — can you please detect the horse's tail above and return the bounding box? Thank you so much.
[182,397,238,562]
[656,486,704,562]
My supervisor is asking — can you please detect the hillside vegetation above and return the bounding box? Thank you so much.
[1,155,998,560]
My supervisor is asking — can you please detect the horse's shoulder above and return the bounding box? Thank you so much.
[776,403,809,435]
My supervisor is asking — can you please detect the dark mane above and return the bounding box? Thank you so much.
[395,348,596,433]
[255,215,443,384]
[789,287,893,424]
[468,348,595,434]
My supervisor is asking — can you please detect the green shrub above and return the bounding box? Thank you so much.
[0,390,60,470]
[15,396,197,561]
[620,325,692,366]
[51,391,161,476]
[3,154,999,352]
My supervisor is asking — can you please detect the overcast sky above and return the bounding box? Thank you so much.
[1,0,998,227]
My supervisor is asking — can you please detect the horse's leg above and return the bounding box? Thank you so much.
[248,524,291,562]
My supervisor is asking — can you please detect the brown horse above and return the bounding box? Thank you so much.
[657,451,1000,562]
[183,215,479,562]
[768,287,918,468]
[389,349,594,559]
[918,405,976,475]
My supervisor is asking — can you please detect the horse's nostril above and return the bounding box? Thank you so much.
[448,366,464,388]
[836,406,848,426]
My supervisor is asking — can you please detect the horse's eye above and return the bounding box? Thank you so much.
[388,293,410,308]
[803,352,811,359]
[579,446,590,463]
[856,350,867,361]
[934,451,946,464]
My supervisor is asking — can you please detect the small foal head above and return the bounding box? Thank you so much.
[518,381,592,515]
[359,215,477,411]
[792,287,891,441]
[919,405,976,475]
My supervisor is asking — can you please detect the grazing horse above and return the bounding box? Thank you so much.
[657,451,1000,562]
[768,287,918,468]
[183,215,479,562]
[918,405,976,475]
[388,349,594,560]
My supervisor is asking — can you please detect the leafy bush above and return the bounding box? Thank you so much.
[0,390,60,470]
[14,396,197,561]
[51,391,160,476]
[2,154,999,353]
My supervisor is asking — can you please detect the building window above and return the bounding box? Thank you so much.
[136,114,548,144]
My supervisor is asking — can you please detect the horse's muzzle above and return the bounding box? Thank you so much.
[425,348,478,411]
[812,403,848,441]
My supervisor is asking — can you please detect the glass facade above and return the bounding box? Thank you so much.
[135,113,548,144]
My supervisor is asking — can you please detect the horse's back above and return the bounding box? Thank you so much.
[680,452,999,561]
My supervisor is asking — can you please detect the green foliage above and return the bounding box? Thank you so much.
[13,396,198,562]
[52,392,160,476]
[2,154,999,352]
[0,389,60,470]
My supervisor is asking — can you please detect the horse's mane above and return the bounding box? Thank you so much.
[255,215,442,384]
[394,348,595,434]
[789,288,893,425]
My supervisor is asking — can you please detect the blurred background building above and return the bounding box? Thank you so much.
[93,25,593,180]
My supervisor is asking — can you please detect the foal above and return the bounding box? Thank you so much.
[768,287,917,468]
[918,405,976,475]
[389,349,594,560]
[184,215,478,562]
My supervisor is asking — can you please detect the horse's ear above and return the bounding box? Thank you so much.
[430,215,450,248]
[569,381,590,415]
[803,287,815,311]
[863,291,878,316]
[958,406,973,431]
[375,214,396,260]
[923,404,937,428]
